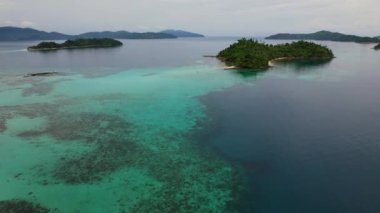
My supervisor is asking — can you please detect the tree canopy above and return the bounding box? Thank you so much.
[28,38,123,51]
[217,39,334,69]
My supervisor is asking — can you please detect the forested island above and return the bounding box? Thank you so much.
[266,31,379,43]
[217,39,334,69]
[374,44,380,50]
[27,38,123,51]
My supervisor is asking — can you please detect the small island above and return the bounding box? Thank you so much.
[374,44,380,50]
[27,38,123,51]
[217,39,334,69]
[24,72,59,77]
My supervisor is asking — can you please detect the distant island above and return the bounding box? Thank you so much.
[0,26,205,41]
[375,44,380,50]
[74,29,205,39]
[0,27,68,41]
[217,39,334,69]
[73,31,176,39]
[24,72,59,77]
[27,38,123,51]
[160,29,205,38]
[266,30,379,43]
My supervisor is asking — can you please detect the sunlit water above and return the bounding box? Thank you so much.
[0,38,379,212]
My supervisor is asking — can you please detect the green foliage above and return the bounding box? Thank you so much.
[217,39,334,69]
[32,42,61,49]
[375,44,380,50]
[28,38,123,51]
[61,38,122,47]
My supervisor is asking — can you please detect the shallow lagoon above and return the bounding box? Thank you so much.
[0,38,379,212]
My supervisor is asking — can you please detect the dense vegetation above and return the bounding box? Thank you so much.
[266,31,380,43]
[374,44,380,50]
[217,39,334,69]
[28,38,123,51]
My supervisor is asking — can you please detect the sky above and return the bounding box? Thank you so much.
[0,0,379,37]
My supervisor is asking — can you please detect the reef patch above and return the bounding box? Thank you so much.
[0,199,50,213]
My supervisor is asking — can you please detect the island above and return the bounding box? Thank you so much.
[266,30,379,43]
[74,31,176,39]
[0,27,178,41]
[217,39,334,69]
[374,44,380,50]
[27,38,123,51]
[24,72,59,77]
[0,26,208,41]
[160,29,205,38]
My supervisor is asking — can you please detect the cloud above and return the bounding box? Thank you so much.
[20,20,36,27]
[0,19,37,28]
[0,0,13,10]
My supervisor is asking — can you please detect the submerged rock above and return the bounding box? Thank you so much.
[0,199,49,213]
[0,98,243,212]
[24,72,59,77]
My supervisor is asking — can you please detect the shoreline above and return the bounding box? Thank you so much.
[223,66,237,70]
[221,57,333,70]
[268,57,334,67]
[268,57,289,67]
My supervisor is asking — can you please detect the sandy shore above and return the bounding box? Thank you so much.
[223,66,237,70]
[268,57,289,67]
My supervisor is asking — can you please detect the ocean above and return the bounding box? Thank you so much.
[0,38,379,212]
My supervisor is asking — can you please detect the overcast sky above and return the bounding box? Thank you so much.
[0,0,379,36]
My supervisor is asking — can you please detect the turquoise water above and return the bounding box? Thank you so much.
[0,39,380,212]
[0,64,245,211]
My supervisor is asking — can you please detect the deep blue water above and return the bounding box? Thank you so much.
[200,42,380,212]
